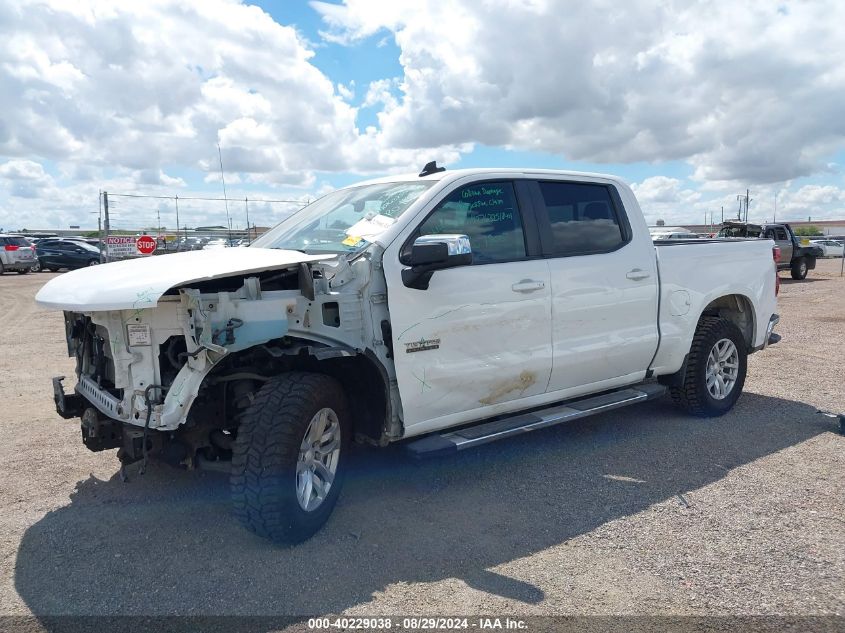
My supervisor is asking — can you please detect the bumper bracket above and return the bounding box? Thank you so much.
[52,376,84,419]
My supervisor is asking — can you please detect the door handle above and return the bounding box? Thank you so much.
[511,279,546,293]
[626,268,651,281]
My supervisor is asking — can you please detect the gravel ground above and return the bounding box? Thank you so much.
[0,261,842,621]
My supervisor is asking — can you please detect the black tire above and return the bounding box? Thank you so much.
[88,259,99,266]
[32,259,42,272]
[670,316,747,417]
[48,267,59,272]
[231,372,350,544]
[17,268,30,274]
[790,257,808,280]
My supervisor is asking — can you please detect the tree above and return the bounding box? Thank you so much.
[794,225,822,236]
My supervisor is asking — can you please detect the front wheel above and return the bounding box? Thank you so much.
[791,257,808,280]
[31,259,42,272]
[670,316,747,417]
[230,372,350,544]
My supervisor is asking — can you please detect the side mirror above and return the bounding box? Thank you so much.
[402,234,472,289]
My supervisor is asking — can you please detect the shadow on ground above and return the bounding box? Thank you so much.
[780,277,830,284]
[14,392,835,620]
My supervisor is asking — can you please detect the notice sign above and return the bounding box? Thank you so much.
[105,236,157,258]
[105,236,137,258]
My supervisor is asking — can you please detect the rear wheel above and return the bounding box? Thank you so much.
[31,259,42,272]
[791,257,808,280]
[670,316,747,417]
[17,268,30,274]
[230,372,350,544]
[88,259,99,266]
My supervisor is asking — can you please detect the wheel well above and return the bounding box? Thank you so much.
[187,340,391,447]
[286,353,389,445]
[699,294,755,350]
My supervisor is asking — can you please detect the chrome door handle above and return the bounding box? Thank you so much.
[626,268,650,281]
[511,279,546,293]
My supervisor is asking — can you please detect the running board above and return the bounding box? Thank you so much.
[406,383,667,458]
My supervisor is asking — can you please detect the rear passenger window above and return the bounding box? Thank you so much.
[538,182,626,256]
[416,181,526,264]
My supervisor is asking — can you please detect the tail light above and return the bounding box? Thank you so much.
[773,246,781,296]
[4,244,20,251]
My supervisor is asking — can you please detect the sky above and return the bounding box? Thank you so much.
[1,0,844,233]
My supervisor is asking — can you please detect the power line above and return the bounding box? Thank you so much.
[106,192,303,203]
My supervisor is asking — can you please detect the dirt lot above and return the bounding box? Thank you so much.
[0,261,843,622]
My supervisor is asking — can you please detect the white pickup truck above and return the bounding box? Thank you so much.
[37,165,780,544]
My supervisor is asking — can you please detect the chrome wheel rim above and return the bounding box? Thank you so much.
[296,407,341,512]
[706,338,739,400]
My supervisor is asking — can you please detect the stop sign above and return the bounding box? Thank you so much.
[136,235,157,255]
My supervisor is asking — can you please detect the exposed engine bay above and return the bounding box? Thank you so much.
[52,256,398,470]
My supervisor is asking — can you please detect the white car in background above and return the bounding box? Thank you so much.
[202,238,229,250]
[810,239,844,257]
[649,227,699,241]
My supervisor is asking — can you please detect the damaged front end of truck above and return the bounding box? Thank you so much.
[38,247,399,474]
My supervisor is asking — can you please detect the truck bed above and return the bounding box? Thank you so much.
[649,237,778,376]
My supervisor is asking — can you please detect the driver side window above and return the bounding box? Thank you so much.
[416,181,526,264]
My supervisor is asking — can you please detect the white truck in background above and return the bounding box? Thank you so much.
[37,165,780,544]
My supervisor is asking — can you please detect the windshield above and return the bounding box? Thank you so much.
[252,181,434,254]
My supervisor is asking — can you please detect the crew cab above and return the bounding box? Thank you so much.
[717,221,822,279]
[36,166,780,544]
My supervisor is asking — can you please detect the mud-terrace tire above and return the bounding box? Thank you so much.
[790,257,808,280]
[230,372,350,545]
[670,316,747,417]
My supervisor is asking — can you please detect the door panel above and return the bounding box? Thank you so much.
[546,247,658,389]
[387,260,552,430]
[530,179,660,392]
[383,178,553,434]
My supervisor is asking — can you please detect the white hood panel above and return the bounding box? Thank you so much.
[35,248,333,311]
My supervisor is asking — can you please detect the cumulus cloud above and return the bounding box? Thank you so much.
[0,0,462,185]
[314,0,845,185]
[631,176,703,223]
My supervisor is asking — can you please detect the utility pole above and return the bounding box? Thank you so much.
[175,194,180,239]
[745,189,750,224]
[217,143,232,244]
[721,206,724,223]
[103,191,110,263]
[244,197,251,244]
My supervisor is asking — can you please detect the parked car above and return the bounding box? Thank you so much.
[717,221,824,279]
[0,234,35,274]
[810,239,844,257]
[652,231,700,240]
[33,239,101,272]
[38,165,780,545]
[202,238,229,250]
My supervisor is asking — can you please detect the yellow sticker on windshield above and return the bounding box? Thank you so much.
[342,235,364,247]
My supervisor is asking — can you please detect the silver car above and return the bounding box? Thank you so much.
[0,234,36,274]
